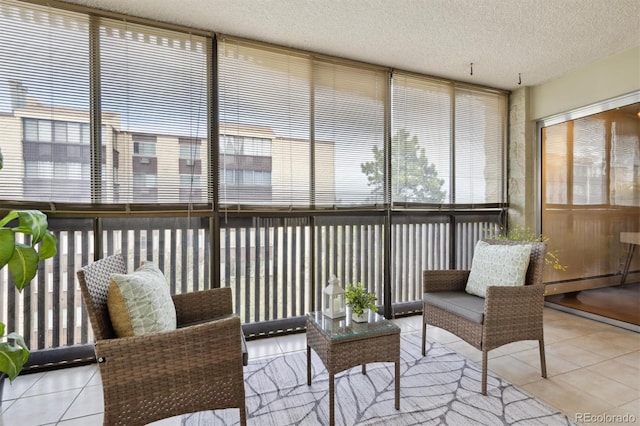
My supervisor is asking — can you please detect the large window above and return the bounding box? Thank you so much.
[391,73,507,205]
[218,37,387,208]
[0,0,511,352]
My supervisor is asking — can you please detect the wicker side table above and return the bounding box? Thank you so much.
[306,311,400,426]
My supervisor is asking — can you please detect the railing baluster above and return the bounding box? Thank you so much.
[290,225,297,317]
[253,225,261,321]
[264,225,271,319]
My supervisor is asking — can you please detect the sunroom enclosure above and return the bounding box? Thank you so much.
[0,0,507,358]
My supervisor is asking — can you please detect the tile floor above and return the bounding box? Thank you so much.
[1,307,638,426]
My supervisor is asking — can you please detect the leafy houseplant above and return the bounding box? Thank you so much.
[345,282,378,321]
[493,225,567,272]
[0,151,58,381]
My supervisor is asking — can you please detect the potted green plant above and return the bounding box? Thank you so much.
[0,150,58,394]
[493,225,567,271]
[344,282,378,323]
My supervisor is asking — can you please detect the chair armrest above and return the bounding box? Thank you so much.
[95,315,244,387]
[484,284,545,327]
[423,270,470,293]
[172,287,233,326]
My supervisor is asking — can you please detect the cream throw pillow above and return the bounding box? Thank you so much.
[107,261,177,337]
[465,241,532,298]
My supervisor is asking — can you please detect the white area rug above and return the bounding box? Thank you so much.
[183,332,576,425]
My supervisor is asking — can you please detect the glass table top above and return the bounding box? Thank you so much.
[307,310,400,341]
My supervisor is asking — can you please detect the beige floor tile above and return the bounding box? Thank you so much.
[21,364,97,397]
[542,328,573,345]
[246,336,283,360]
[542,307,570,321]
[589,329,640,350]
[521,377,613,420]
[554,368,637,407]
[545,340,608,368]
[0,388,81,426]
[585,359,640,390]
[392,315,422,333]
[1,372,45,402]
[613,351,640,369]
[510,347,578,376]
[87,370,102,386]
[277,333,306,353]
[61,384,103,420]
[544,320,602,341]
[565,333,639,359]
[58,413,103,426]
[486,354,543,387]
[599,399,640,421]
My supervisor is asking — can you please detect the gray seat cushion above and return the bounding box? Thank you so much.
[423,291,485,324]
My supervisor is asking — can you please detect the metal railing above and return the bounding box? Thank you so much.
[0,210,503,351]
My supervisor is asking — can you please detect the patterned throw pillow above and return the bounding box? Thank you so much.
[107,261,177,337]
[465,241,532,298]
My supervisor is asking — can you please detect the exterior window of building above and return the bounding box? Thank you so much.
[180,175,201,187]
[179,142,201,159]
[178,138,203,201]
[21,118,91,201]
[221,135,271,157]
[24,118,90,144]
[133,140,157,156]
[24,118,52,142]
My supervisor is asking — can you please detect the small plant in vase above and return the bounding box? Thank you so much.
[345,282,377,323]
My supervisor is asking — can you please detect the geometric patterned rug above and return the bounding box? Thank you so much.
[183,332,577,425]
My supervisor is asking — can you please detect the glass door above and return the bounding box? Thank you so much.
[541,100,640,326]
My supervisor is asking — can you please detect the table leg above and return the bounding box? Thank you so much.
[362,363,366,375]
[621,244,636,286]
[307,344,311,385]
[395,360,400,410]
[329,372,335,426]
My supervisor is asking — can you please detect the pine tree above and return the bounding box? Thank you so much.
[361,129,446,203]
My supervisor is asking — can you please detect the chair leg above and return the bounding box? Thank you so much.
[539,339,547,378]
[421,314,427,356]
[481,349,488,395]
[239,405,247,426]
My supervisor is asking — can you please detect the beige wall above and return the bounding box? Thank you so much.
[530,45,640,120]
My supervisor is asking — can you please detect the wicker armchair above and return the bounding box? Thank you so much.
[77,254,247,426]
[421,239,547,395]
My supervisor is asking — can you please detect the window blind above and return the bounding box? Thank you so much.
[313,60,387,207]
[218,37,311,207]
[391,73,452,204]
[0,0,90,203]
[453,86,506,204]
[99,18,209,204]
[0,1,209,206]
[218,36,387,208]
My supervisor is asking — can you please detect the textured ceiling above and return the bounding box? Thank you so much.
[60,0,640,90]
